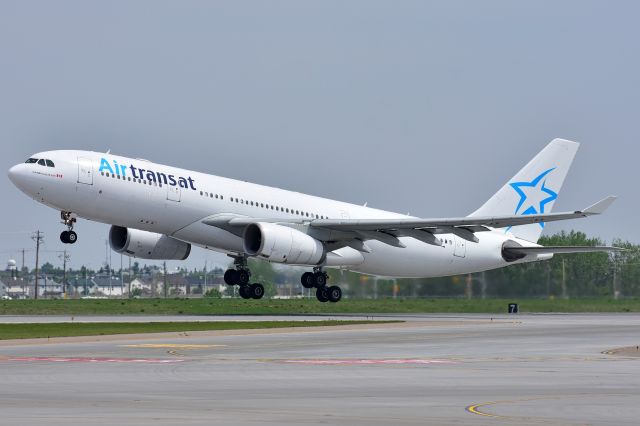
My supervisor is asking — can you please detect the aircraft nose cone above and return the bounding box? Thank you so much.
[8,164,20,184]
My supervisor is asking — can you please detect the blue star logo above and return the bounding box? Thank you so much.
[509,168,558,229]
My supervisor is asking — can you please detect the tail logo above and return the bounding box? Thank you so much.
[509,168,558,229]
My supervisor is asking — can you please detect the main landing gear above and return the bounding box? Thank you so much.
[223,255,264,300]
[301,268,342,303]
[59,211,78,244]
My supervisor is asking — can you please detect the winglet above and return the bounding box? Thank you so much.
[582,196,617,215]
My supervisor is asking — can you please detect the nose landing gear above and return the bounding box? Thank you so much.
[60,211,77,244]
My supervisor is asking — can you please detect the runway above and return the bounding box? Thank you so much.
[0,313,638,425]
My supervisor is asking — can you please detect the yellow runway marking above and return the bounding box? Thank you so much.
[121,344,225,349]
[466,400,511,419]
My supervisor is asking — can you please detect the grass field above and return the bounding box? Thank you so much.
[0,297,639,315]
[0,320,389,340]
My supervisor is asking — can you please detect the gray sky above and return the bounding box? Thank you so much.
[0,0,637,271]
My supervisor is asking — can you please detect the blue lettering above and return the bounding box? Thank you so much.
[99,158,114,174]
[168,175,177,186]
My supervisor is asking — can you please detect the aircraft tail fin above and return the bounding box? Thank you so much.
[469,138,580,243]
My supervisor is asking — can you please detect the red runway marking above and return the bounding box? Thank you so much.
[283,359,458,365]
[5,357,184,364]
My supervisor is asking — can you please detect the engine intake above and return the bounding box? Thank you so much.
[244,223,325,265]
[109,226,191,260]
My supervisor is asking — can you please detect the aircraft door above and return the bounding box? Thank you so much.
[453,236,466,258]
[167,186,181,202]
[77,157,93,185]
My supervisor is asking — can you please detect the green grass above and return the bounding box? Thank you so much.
[0,320,391,340]
[1,297,640,315]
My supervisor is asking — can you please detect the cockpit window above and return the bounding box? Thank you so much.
[25,158,38,164]
[37,159,46,166]
[45,160,54,167]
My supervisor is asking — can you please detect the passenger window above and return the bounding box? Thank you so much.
[37,159,46,166]
[45,160,54,167]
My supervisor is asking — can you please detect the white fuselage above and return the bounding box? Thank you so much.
[8,150,544,278]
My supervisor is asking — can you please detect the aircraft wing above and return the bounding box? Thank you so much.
[308,196,616,232]
[202,196,616,249]
[502,245,622,256]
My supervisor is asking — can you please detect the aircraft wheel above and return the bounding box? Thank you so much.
[224,269,238,286]
[316,286,329,303]
[301,272,315,289]
[250,283,264,299]
[237,270,250,285]
[60,231,69,244]
[327,286,342,303]
[239,285,252,299]
[67,231,77,244]
[313,272,327,287]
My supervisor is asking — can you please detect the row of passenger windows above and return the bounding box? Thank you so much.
[199,191,328,219]
[25,158,55,167]
[101,171,329,219]
[101,171,161,186]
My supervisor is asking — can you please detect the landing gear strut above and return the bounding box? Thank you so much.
[60,211,77,244]
[224,255,264,300]
[301,268,342,303]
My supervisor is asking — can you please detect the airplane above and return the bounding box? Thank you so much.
[8,138,618,302]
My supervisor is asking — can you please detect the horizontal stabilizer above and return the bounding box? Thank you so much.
[583,196,617,215]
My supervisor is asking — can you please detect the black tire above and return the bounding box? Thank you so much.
[67,231,77,244]
[60,231,69,244]
[224,269,238,286]
[327,286,342,303]
[239,285,252,299]
[250,283,264,299]
[237,270,250,285]
[316,286,329,303]
[314,272,327,287]
[301,272,315,289]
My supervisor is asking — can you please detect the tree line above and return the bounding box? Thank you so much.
[6,230,639,299]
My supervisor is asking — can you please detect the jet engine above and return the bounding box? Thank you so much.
[109,225,191,260]
[243,222,325,265]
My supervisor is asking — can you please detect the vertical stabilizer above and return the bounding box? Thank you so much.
[470,138,579,242]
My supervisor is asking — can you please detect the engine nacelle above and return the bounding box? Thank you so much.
[243,223,325,265]
[109,226,191,260]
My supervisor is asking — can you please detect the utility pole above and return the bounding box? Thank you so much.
[21,249,25,278]
[203,261,208,294]
[31,230,43,299]
[163,261,168,298]
[120,253,123,298]
[128,257,132,298]
[59,250,70,298]
[561,258,568,299]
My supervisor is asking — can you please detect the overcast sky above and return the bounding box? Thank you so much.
[0,0,637,271]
